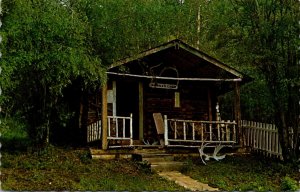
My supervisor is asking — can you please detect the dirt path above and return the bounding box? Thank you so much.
[158,171,218,191]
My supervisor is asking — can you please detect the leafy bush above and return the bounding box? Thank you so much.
[281,176,299,191]
[0,117,31,151]
[77,150,92,164]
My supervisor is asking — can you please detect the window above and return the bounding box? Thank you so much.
[174,92,180,108]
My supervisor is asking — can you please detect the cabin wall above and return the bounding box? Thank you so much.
[144,82,217,139]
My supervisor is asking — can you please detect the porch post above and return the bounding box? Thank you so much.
[102,83,108,150]
[234,81,242,146]
[138,82,144,141]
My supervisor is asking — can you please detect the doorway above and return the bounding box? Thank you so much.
[116,79,139,140]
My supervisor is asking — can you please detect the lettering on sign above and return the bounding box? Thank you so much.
[149,83,178,90]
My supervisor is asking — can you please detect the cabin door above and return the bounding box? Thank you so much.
[116,80,139,140]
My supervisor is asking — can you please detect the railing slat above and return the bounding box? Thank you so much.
[108,118,111,137]
[123,118,125,138]
[130,113,133,146]
[192,123,195,141]
[116,118,119,138]
[175,122,177,139]
[164,115,169,146]
[183,122,186,140]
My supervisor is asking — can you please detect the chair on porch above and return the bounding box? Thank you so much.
[153,113,165,146]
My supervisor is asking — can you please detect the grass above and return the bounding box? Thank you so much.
[0,118,184,191]
[1,146,184,191]
[180,154,300,191]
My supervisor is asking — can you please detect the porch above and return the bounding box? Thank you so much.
[87,114,237,149]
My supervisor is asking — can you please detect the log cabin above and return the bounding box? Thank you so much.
[83,39,251,150]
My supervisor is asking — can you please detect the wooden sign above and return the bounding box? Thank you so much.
[149,82,178,90]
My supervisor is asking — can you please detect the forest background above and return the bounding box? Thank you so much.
[0,0,299,161]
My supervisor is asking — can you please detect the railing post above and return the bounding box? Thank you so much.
[116,117,119,138]
[123,118,125,138]
[130,113,133,146]
[233,120,236,142]
[174,122,177,139]
[209,123,212,141]
[108,117,111,137]
[183,122,186,140]
[217,123,220,141]
[192,123,195,141]
[164,115,168,146]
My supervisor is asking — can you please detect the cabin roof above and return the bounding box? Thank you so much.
[108,39,252,94]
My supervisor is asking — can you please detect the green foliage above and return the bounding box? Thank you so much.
[281,176,300,191]
[1,0,299,160]
[136,160,152,174]
[76,150,92,164]
[182,155,300,191]
[1,0,106,144]
[0,117,31,151]
[199,0,300,160]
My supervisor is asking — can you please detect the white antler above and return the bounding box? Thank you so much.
[198,142,211,165]
[199,143,230,164]
[212,145,226,161]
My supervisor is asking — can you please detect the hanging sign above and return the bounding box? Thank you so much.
[149,66,179,90]
[149,82,178,89]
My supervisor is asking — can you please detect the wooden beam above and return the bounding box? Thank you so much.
[101,83,108,150]
[138,82,144,141]
[106,72,242,82]
[234,82,242,145]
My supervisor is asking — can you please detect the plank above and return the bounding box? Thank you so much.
[153,113,165,135]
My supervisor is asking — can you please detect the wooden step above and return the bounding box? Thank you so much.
[132,150,185,172]
[133,148,166,154]
[132,152,171,161]
[143,155,174,163]
[151,161,185,172]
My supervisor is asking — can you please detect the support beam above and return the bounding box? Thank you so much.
[106,72,242,82]
[102,83,108,150]
[234,82,242,145]
[138,82,144,141]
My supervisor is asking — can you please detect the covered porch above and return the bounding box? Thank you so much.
[85,39,250,150]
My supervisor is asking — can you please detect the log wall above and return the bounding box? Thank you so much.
[144,82,216,138]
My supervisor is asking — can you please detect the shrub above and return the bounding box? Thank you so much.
[0,117,31,151]
[281,176,299,191]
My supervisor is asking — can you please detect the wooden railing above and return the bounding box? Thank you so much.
[242,120,288,158]
[87,120,101,143]
[108,114,133,146]
[164,115,237,146]
[87,114,133,145]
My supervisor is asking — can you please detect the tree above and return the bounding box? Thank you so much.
[200,0,299,161]
[1,0,105,145]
